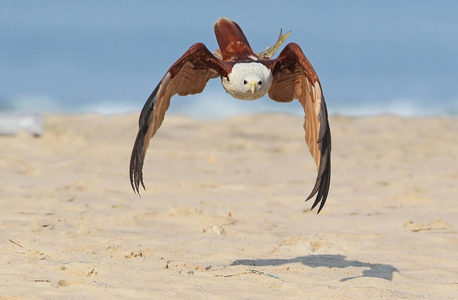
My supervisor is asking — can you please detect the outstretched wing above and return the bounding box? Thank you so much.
[130,43,229,194]
[268,43,331,213]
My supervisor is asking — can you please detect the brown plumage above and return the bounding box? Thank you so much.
[130,17,331,213]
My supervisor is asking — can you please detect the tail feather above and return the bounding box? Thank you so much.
[214,18,255,61]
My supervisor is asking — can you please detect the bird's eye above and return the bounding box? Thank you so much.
[258,80,262,85]
[243,80,247,85]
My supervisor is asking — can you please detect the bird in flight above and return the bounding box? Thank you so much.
[130,17,331,213]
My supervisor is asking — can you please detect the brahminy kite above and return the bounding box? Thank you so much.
[130,17,331,213]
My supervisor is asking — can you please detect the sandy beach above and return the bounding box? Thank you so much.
[1,113,457,299]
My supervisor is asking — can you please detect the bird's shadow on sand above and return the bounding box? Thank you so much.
[230,254,398,282]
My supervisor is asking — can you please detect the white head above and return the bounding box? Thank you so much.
[221,63,273,100]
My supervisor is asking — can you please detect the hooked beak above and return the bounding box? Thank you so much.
[249,81,257,94]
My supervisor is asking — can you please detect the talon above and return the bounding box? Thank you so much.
[257,29,292,59]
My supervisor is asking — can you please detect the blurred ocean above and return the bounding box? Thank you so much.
[1,1,457,118]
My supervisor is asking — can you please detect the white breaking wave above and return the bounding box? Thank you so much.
[167,92,303,119]
[2,93,457,118]
[330,97,458,117]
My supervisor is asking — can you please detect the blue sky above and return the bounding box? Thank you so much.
[1,0,457,116]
